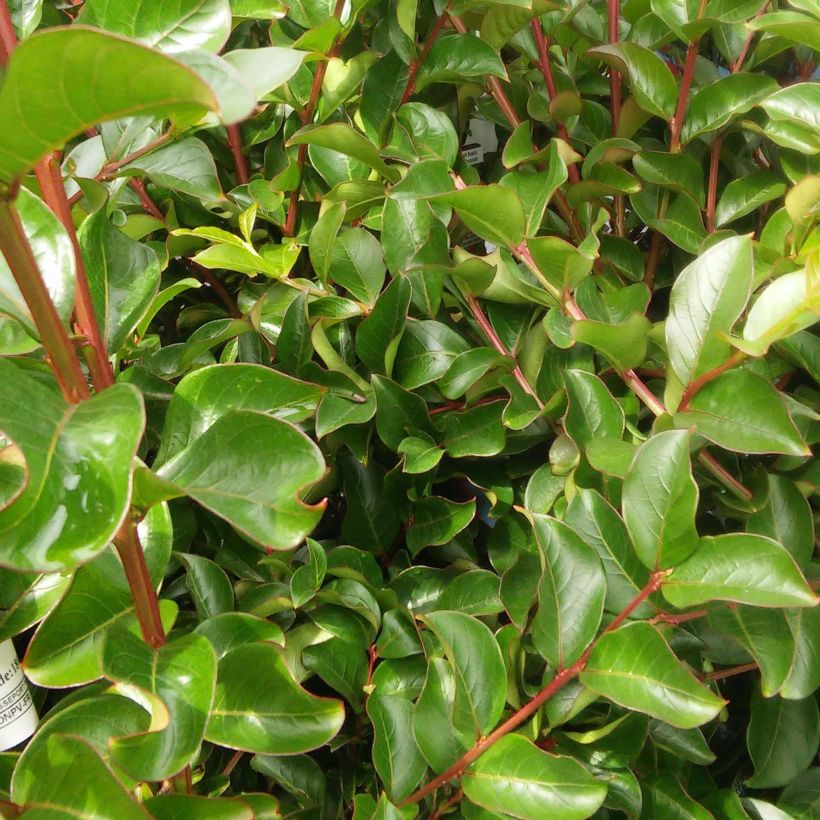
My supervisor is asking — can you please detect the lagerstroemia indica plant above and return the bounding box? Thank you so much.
[0,0,818,816]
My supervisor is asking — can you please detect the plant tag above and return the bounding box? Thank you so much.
[0,640,38,751]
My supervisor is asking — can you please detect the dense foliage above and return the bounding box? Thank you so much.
[0,0,818,816]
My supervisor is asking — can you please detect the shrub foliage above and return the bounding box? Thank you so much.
[0,0,818,817]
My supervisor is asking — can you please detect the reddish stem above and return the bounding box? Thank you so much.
[705,662,758,682]
[222,751,244,777]
[184,259,242,319]
[678,349,745,411]
[732,4,768,73]
[0,0,14,63]
[114,521,166,648]
[128,177,165,222]
[400,572,667,807]
[466,293,543,408]
[651,608,709,626]
[706,133,723,232]
[607,0,621,131]
[283,0,347,237]
[401,12,449,104]
[227,124,250,185]
[35,153,114,392]
[669,0,708,153]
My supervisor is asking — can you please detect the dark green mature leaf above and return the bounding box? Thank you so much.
[676,369,809,456]
[529,514,606,669]
[406,497,475,555]
[207,643,345,753]
[563,369,624,451]
[12,735,147,819]
[747,691,819,788]
[103,628,217,781]
[0,27,217,182]
[622,430,699,570]
[155,363,323,466]
[580,623,725,729]
[565,489,651,615]
[356,276,411,375]
[715,171,786,227]
[156,411,326,549]
[462,735,607,820]
[422,612,506,738]
[415,33,506,89]
[367,693,427,801]
[587,43,677,119]
[0,362,144,572]
[662,533,817,608]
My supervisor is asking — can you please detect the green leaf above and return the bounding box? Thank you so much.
[291,538,328,608]
[406,497,475,556]
[12,735,146,819]
[580,622,726,729]
[178,552,235,618]
[0,364,144,572]
[431,186,526,249]
[303,637,368,711]
[372,375,431,452]
[481,0,558,49]
[195,612,285,658]
[356,276,411,375]
[102,629,217,781]
[155,363,323,466]
[415,33,506,90]
[563,369,624,451]
[0,27,217,182]
[675,369,809,456]
[391,103,460,168]
[462,735,607,820]
[709,606,795,697]
[622,430,699,571]
[665,234,753,393]
[760,83,820,139]
[330,228,387,304]
[747,691,819,788]
[633,151,706,207]
[0,570,70,642]
[223,46,306,100]
[156,410,326,549]
[715,170,786,226]
[367,693,428,801]
[145,795,253,819]
[78,0,231,53]
[0,188,75,339]
[207,642,345,753]
[565,489,652,616]
[24,504,172,686]
[289,123,400,182]
[529,514,606,669]
[587,43,677,120]
[395,319,471,389]
[78,205,161,353]
[443,401,506,458]
[681,73,778,144]
[662,533,817,608]
[422,612,506,737]
[748,475,814,569]
[748,11,820,51]
[119,137,223,200]
[571,314,651,373]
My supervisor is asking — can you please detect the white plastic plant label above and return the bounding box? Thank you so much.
[0,640,37,751]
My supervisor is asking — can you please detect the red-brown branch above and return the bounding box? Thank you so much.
[705,662,759,682]
[283,0,347,237]
[678,349,745,411]
[706,133,723,232]
[400,571,668,807]
[607,0,621,130]
[401,13,449,104]
[0,0,15,63]
[227,124,250,185]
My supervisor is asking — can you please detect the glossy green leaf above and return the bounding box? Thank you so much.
[665,234,753,393]
[622,430,699,570]
[156,411,326,549]
[195,612,285,658]
[356,276,411,375]
[587,43,677,120]
[178,552,235,618]
[290,538,327,608]
[529,514,606,669]
[0,27,217,182]
[431,185,526,249]
[580,623,726,729]
[675,369,809,456]
[747,691,819,788]
[715,170,786,227]
[155,363,323,466]
[207,642,345,753]
[102,628,217,781]
[12,735,147,819]
[462,735,607,820]
[0,363,144,572]
[415,33,506,90]
[422,611,506,738]
[406,497,475,556]
[662,533,817,608]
